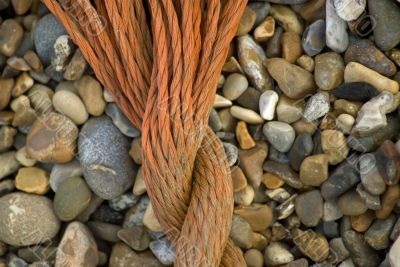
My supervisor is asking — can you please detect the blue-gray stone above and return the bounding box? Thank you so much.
[105,103,141,138]
[302,19,325,56]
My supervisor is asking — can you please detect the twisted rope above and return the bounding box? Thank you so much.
[42,0,247,266]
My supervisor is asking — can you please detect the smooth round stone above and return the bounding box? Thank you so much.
[76,75,106,116]
[244,249,263,267]
[223,73,248,101]
[344,39,397,77]
[234,184,254,206]
[105,103,141,138]
[302,19,326,56]
[296,55,315,72]
[209,109,222,132]
[0,19,23,57]
[26,113,79,164]
[334,0,366,21]
[295,190,323,227]
[303,92,330,122]
[342,231,380,267]
[326,0,349,53]
[230,214,254,249]
[292,228,330,262]
[314,52,344,91]
[50,159,83,192]
[52,90,88,125]
[259,90,278,120]
[264,242,293,266]
[299,155,329,186]
[265,58,316,99]
[0,192,60,246]
[234,204,273,231]
[236,7,257,36]
[298,0,326,21]
[34,14,67,65]
[230,105,264,124]
[263,160,302,189]
[55,222,98,267]
[276,96,304,124]
[54,176,92,221]
[109,243,163,267]
[79,116,136,199]
[368,0,400,51]
[223,143,238,167]
[376,185,400,219]
[333,82,380,102]
[263,121,295,153]
[213,94,232,109]
[266,26,283,58]
[338,190,368,216]
[15,167,50,195]
[149,237,175,266]
[288,133,313,171]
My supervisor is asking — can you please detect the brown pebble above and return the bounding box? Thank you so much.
[292,228,329,262]
[0,19,23,57]
[351,210,376,232]
[376,185,400,219]
[236,7,256,36]
[11,0,32,15]
[262,172,285,189]
[7,56,31,71]
[0,79,14,111]
[280,32,302,64]
[24,50,43,72]
[12,72,34,97]
[236,121,256,149]
[64,49,87,81]
[231,166,248,192]
[254,16,275,42]
[298,0,326,21]
[296,55,314,72]
[15,167,50,195]
[0,126,17,152]
[299,154,329,186]
[129,137,142,165]
[0,111,14,125]
[388,49,400,67]
[234,204,273,231]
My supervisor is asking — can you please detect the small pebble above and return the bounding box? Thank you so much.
[244,249,263,267]
[236,7,257,36]
[213,94,232,109]
[342,230,380,267]
[229,214,254,249]
[109,242,163,267]
[239,142,268,187]
[302,19,326,57]
[376,185,400,219]
[288,133,313,171]
[0,19,23,57]
[333,82,380,102]
[321,130,349,165]
[292,228,330,262]
[254,16,275,42]
[236,121,256,149]
[49,159,82,192]
[259,90,278,120]
[52,90,88,125]
[15,167,50,195]
[303,92,330,122]
[359,153,386,195]
[263,160,303,189]
[334,0,366,21]
[314,52,345,91]
[365,215,396,250]
[149,237,175,266]
[295,190,323,227]
[299,154,329,186]
[389,235,400,267]
[326,0,349,52]
[280,31,302,63]
[263,121,295,153]
[222,73,248,101]
[296,55,315,72]
[337,190,368,216]
[230,105,264,124]
[276,95,304,124]
[270,4,303,35]
[76,75,106,116]
[264,242,294,266]
[234,204,273,231]
[143,202,162,232]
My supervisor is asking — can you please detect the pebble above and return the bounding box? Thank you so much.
[376,140,400,185]
[64,49,87,81]
[28,84,54,115]
[234,186,254,206]
[303,92,330,122]
[230,105,264,124]
[248,2,271,27]
[133,168,146,196]
[298,0,326,21]
[332,82,380,102]
[234,204,273,231]
[329,237,350,263]
[334,0,366,21]
[280,31,302,63]
[237,87,261,112]
[296,55,315,72]
[117,226,150,252]
[302,19,325,57]
[49,159,82,192]
[105,103,140,137]
[314,52,345,91]
[15,147,35,167]
[149,237,175,266]
[109,242,163,267]
[342,230,380,267]
[213,94,232,109]
[15,167,50,195]
[51,35,74,72]
[262,172,284,190]
[292,228,330,262]
[352,92,396,136]
[76,75,106,116]
[12,72,34,97]
[270,5,303,35]
[344,39,397,77]
[236,121,256,149]
[264,242,294,266]
[299,155,329,186]
[254,16,275,42]
[389,49,400,67]
[55,222,98,267]
[321,130,349,165]
[263,121,295,153]
[376,185,400,219]
[259,90,278,120]
[337,190,368,216]
[10,95,36,127]
[26,113,78,163]
[237,35,273,92]
[365,215,396,250]
[87,221,121,243]
[109,193,140,212]
[356,184,381,210]
[34,14,67,65]
[0,126,16,152]
[238,142,268,187]
[326,0,349,53]
[231,166,247,193]
[143,201,162,232]
[323,200,343,222]
[244,249,263,267]
[389,235,400,267]
[209,109,222,131]
[295,190,323,227]
[344,62,399,94]
[276,95,304,124]
[0,79,13,111]
[129,138,142,165]
[217,110,235,131]
[53,176,92,221]
[79,116,136,199]
[0,151,20,180]
[288,133,313,171]
[236,7,257,36]
[266,26,283,58]
[0,192,60,246]
[223,73,248,101]
[0,19,23,57]
[359,153,386,195]
[263,160,303,189]
[223,142,238,166]
[265,58,316,99]
[230,214,254,249]
[52,90,88,125]
[350,210,375,233]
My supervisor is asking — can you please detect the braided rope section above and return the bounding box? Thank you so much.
[42,0,247,266]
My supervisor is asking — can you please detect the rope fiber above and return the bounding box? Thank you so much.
[42,0,247,266]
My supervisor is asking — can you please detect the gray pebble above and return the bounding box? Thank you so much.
[105,103,141,138]
[302,19,325,56]
[108,192,140,211]
[365,215,396,250]
[223,142,238,166]
[49,159,83,192]
[149,237,175,266]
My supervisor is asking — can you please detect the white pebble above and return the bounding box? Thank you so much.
[259,90,279,120]
[52,90,88,125]
[230,105,264,124]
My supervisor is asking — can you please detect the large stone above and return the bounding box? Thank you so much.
[314,52,344,91]
[295,190,323,227]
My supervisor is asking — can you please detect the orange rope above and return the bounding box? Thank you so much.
[42,0,247,265]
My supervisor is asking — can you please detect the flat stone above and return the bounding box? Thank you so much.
[292,228,330,262]
[259,90,278,120]
[338,190,368,216]
[295,190,323,227]
[270,4,303,34]
[234,204,273,231]
[55,222,98,267]
[302,19,326,56]
[143,201,162,232]
[265,58,316,99]
[79,116,136,199]
[129,138,142,165]
[76,75,106,116]
[333,82,380,102]
[299,155,329,186]
[345,39,397,77]
[64,49,87,81]
[263,160,303,189]
[12,72,34,97]
[303,92,330,122]
[133,167,146,196]
[105,103,141,138]
[368,0,400,51]
[49,159,82,192]
[230,214,254,249]
[314,52,345,91]
[359,153,386,195]
[53,176,92,221]
[15,167,50,195]
[238,143,268,188]
[326,0,349,52]
[342,230,380,267]
[237,35,274,92]
[263,121,295,153]
[223,73,248,101]
[209,108,222,132]
[334,0,366,21]
[264,242,294,266]
[276,95,304,124]
[26,113,78,163]
[365,214,396,250]
[280,31,302,63]
[0,192,60,246]
[262,172,285,189]
[52,90,88,125]
[109,242,162,267]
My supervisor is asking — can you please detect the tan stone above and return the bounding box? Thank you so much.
[351,210,375,232]
[254,16,275,42]
[133,167,146,196]
[0,79,14,111]
[75,75,106,116]
[236,7,256,36]
[292,119,318,136]
[321,130,349,165]
[12,72,34,97]
[143,202,163,232]
[334,99,363,117]
[296,55,314,72]
[231,166,248,192]
[270,5,303,35]
[376,185,400,219]
[281,32,302,63]
[299,154,329,186]
[234,185,255,206]
[234,204,273,231]
[129,138,142,164]
[15,167,50,195]
[236,121,256,149]
[262,172,285,189]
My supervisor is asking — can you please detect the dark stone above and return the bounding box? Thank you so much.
[344,39,397,77]
[266,27,283,58]
[248,2,271,27]
[268,146,289,164]
[342,230,380,267]
[376,140,400,185]
[333,82,380,102]
[295,190,323,227]
[288,133,313,171]
[236,87,261,112]
[257,0,310,3]
[86,221,121,243]
[263,160,303,189]
[91,205,124,225]
[356,184,381,210]
[302,19,325,57]
[317,221,339,239]
[312,132,323,154]
[365,215,396,250]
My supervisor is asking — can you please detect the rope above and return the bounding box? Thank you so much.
[42,1,247,266]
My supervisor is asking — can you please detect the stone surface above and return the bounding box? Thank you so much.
[292,228,329,262]
[295,190,323,227]
[333,82,380,102]
[231,166,247,192]
[321,130,349,165]
[266,27,283,58]
[79,116,136,199]
[223,73,249,101]
[230,106,264,124]
[263,121,295,153]
[64,49,87,81]
[323,200,343,222]
[314,52,344,91]
[288,133,313,171]
[359,153,386,195]
[389,235,400,267]
[337,190,368,216]
[15,167,50,195]
[52,90,88,125]
[49,159,82,192]
[334,0,366,21]
[280,31,302,63]
[326,0,349,52]
[234,204,273,231]
[0,19,23,57]
[342,230,380,267]
[270,4,303,35]
[106,103,140,138]
[376,140,400,185]
[237,87,261,112]
[76,75,106,117]
[296,55,315,72]
[0,193,60,246]
[244,249,263,267]
[26,113,78,164]
[254,16,275,42]
[236,121,256,150]
[302,19,325,57]
[264,242,294,266]
[365,215,396,250]
[276,95,304,124]
[248,2,271,27]
[356,184,381,210]
[236,7,257,36]
[259,90,278,120]
[239,142,268,187]
[230,214,254,249]
[303,92,330,122]
[109,242,162,267]
[263,160,303,189]
[376,185,400,219]
[55,222,98,267]
[149,237,175,266]
[223,142,238,166]
[299,155,329,186]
